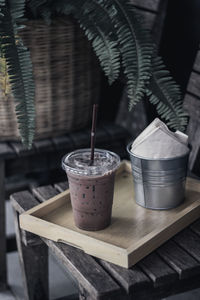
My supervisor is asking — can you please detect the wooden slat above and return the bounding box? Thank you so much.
[12,189,122,298]
[52,135,73,151]
[152,0,168,45]
[95,126,110,143]
[193,51,200,73]
[44,239,123,299]
[138,252,178,287]
[190,219,200,236]
[6,154,52,177]
[0,142,15,158]
[157,240,200,279]
[33,138,54,153]
[11,190,42,247]
[187,121,200,172]
[186,117,199,144]
[13,208,49,300]
[10,142,35,156]
[134,8,156,29]
[102,124,129,142]
[5,177,38,198]
[184,94,200,121]
[54,181,69,193]
[187,72,200,97]
[99,260,152,294]
[131,0,160,12]
[69,130,90,148]
[173,228,200,263]
[0,161,6,290]
[32,185,59,202]
[148,275,200,300]
[11,190,40,214]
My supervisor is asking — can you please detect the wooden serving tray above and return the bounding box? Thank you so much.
[19,161,200,268]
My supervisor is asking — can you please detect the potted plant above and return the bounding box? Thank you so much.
[0,0,187,147]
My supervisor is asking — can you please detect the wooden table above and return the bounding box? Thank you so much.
[11,178,200,300]
[0,123,128,291]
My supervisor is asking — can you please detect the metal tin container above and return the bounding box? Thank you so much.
[127,142,190,210]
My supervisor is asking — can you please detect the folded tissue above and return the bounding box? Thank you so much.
[131,118,189,159]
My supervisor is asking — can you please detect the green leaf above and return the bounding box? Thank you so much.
[146,56,188,131]
[0,0,35,148]
[103,0,153,108]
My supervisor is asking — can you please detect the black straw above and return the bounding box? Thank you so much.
[90,104,98,166]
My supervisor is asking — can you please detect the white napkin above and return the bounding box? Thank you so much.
[131,118,189,159]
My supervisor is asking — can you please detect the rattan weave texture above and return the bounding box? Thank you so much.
[0,17,101,140]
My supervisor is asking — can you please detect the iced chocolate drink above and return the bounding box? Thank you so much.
[62,149,120,231]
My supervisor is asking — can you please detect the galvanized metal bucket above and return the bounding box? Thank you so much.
[127,142,190,210]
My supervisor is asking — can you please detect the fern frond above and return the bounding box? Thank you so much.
[28,0,121,84]
[146,56,188,131]
[0,0,35,147]
[102,0,153,108]
[77,0,121,83]
[61,0,121,84]
[90,29,120,84]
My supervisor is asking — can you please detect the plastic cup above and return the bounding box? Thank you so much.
[62,148,120,231]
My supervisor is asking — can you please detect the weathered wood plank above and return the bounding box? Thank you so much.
[186,117,199,144]
[157,240,200,279]
[184,94,200,121]
[173,228,200,263]
[52,135,73,151]
[5,177,38,199]
[11,191,43,246]
[32,185,59,203]
[21,229,42,247]
[13,208,49,300]
[186,119,200,173]
[134,8,156,30]
[190,219,200,236]
[138,252,178,287]
[10,190,40,214]
[10,142,35,156]
[143,274,200,300]
[0,142,15,158]
[131,0,160,12]
[95,126,110,143]
[0,160,6,291]
[187,71,200,97]
[33,138,55,153]
[193,51,200,73]
[44,238,123,299]
[6,153,57,177]
[99,260,152,294]
[102,123,129,142]
[54,181,69,193]
[69,130,90,148]
[152,0,168,45]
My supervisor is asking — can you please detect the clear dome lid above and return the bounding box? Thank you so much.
[62,148,120,176]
